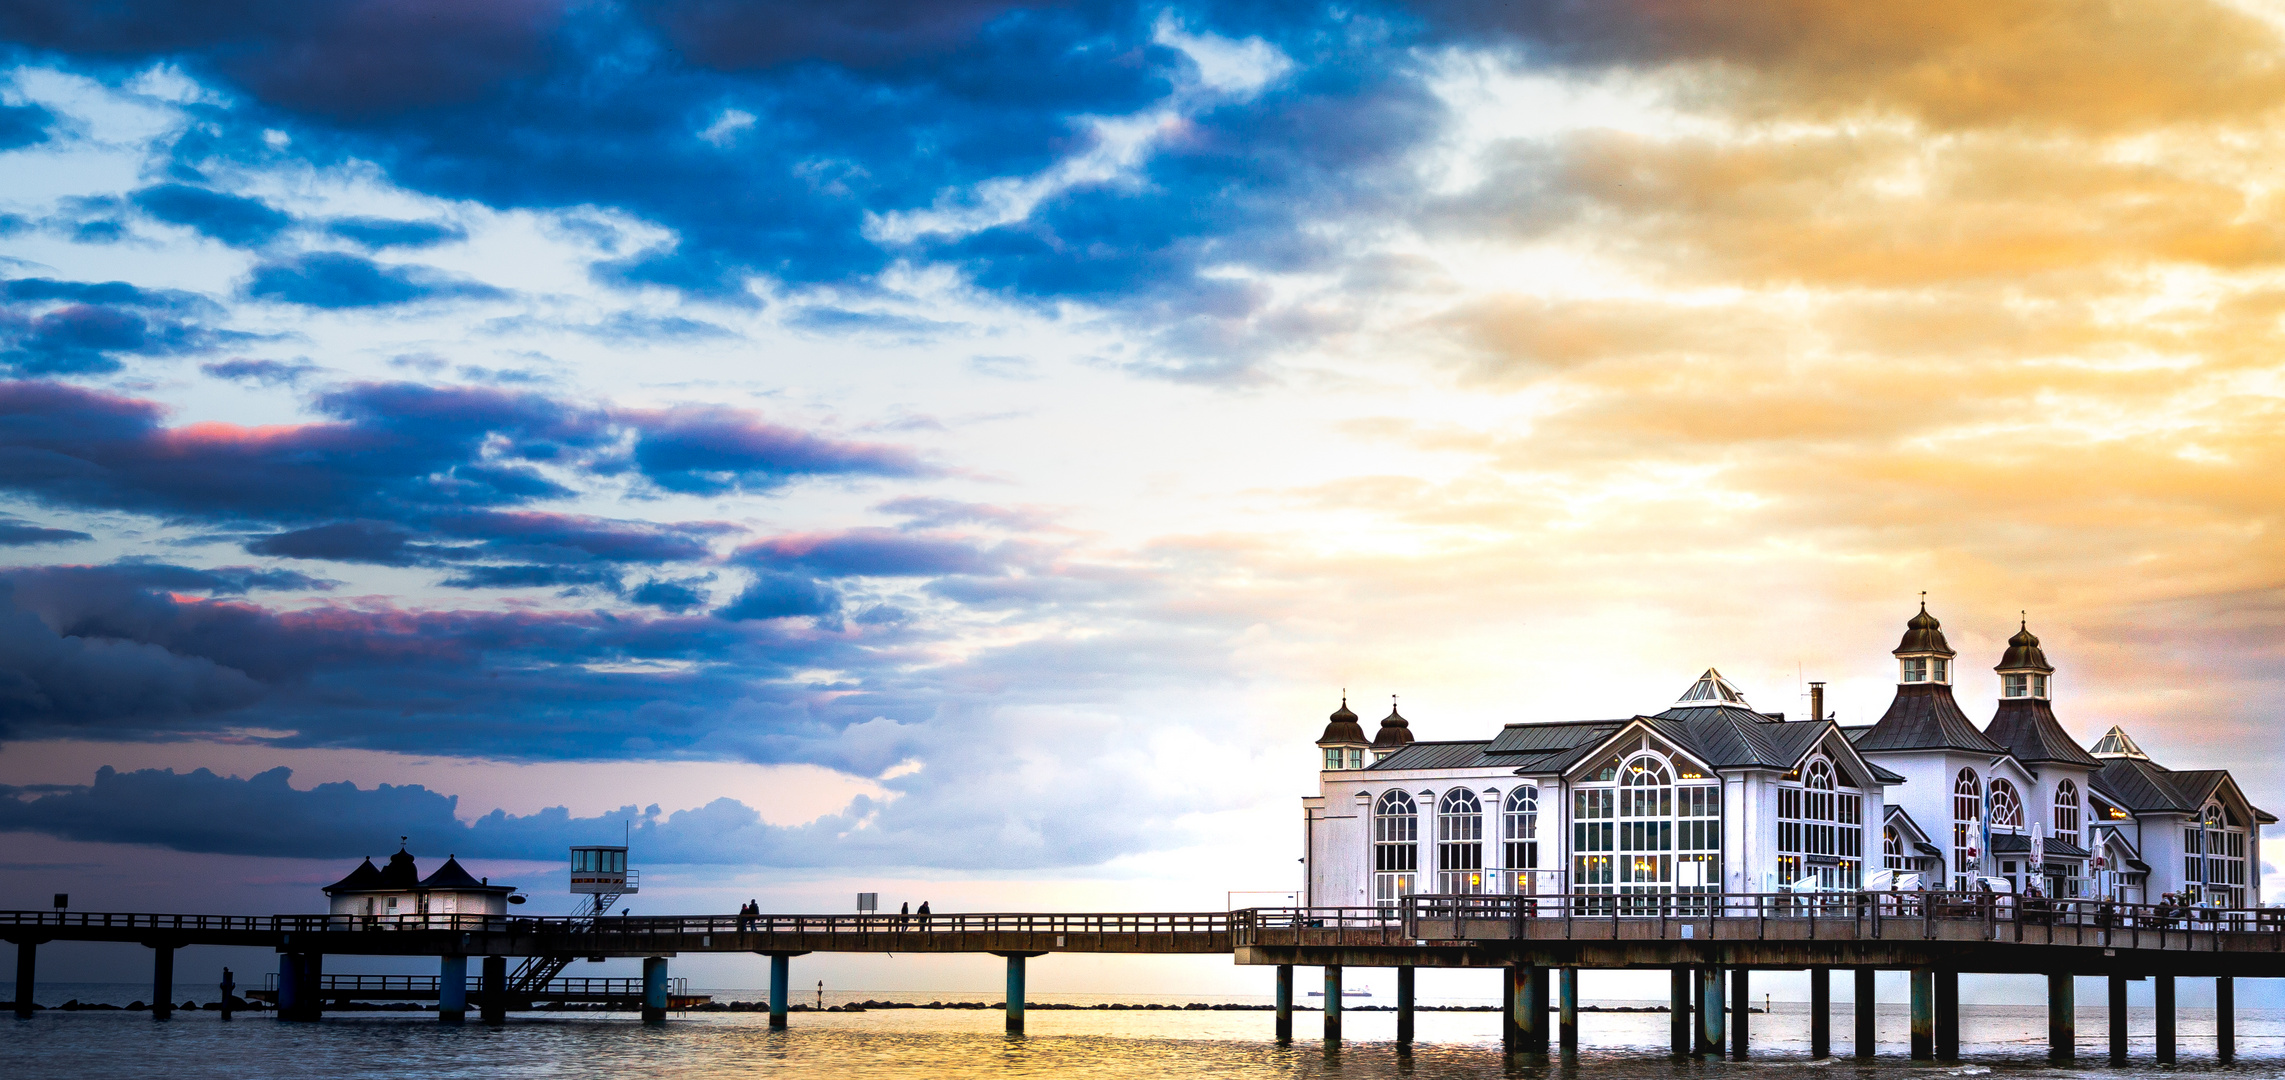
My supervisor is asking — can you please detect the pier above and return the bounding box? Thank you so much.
[5,888,2279,1062]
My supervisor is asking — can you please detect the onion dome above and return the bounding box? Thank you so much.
[1894,600,1955,657]
[376,843,421,889]
[323,857,385,895]
[1372,701,1414,749]
[1995,620,2053,674]
[1315,695,1368,747]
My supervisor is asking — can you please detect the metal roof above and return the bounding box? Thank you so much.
[1852,683,2005,754]
[1983,699,2101,767]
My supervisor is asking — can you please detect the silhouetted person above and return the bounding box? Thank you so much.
[918,901,931,929]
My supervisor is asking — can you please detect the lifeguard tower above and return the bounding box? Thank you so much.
[569,845,637,917]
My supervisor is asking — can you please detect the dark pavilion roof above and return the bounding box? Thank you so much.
[1367,673,1901,783]
[1995,622,2053,673]
[377,846,421,889]
[1316,696,1367,746]
[1984,699,2100,767]
[1372,703,1414,749]
[419,856,511,892]
[1895,602,1955,656]
[323,857,384,894]
[1990,833,2090,860]
[1853,682,2005,754]
[2090,756,2278,823]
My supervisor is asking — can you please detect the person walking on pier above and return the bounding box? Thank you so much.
[917,901,931,929]
[898,901,909,928]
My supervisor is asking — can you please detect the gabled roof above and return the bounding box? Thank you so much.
[1882,805,1943,855]
[1374,708,1902,785]
[1853,683,2006,754]
[1983,699,2101,767]
[1369,739,1502,772]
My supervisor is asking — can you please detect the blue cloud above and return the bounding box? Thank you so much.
[738,528,1012,577]
[629,574,713,611]
[245,251,505,308]
[132,183,294,247]
[0,518,89,546]
[0,276,230,375]
[0,103,56,150]
[714,570,840,621]
[324,216,467,249]
[201,356,321,385]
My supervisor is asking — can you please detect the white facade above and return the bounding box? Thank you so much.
[1303,607,2268,909]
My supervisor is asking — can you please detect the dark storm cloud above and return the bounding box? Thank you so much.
[131,183,293,247]
[714,570,841,622]
[243,251,506,308]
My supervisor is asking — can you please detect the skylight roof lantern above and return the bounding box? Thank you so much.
[1673,668,1751,708]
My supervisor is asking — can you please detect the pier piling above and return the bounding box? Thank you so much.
[1323,964,1341,1043]
[1908,968,1932,1060]
[1809,967,1829,1058]
[1558,967,1577,1055]
[1273,964,1292,1042]
[770,954,790,1029]
[2047,973,2074,1063]
[1529,965,1550,1054]
[2217,976,2235,1063]
[1668,968,1690,1055]
[1933,969,1958,1060]
[1396,965,1414,1046]
[149,944,173,1019]
[2154,974,2175,1066]
[480,955,505,1024]
[12,940,31,1017]
[438,955,466,1023]
[2107,973,2127,1065]
[641,956,668,1024]
[1728,966,1749,1059]
[1503,965,1527,1055]
[1853,967,1875,1059]
[1003,954,1026,1034]
[1698,966,1723,1057]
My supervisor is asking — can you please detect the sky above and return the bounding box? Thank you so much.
[3,0,2285,997]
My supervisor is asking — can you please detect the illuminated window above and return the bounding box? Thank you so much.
[1372,790,1417,907]
[1435,789,1485,894]
[1953,768,1982,888]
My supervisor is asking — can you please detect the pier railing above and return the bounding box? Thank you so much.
[254,973,687,999]
[0,909,1233,937]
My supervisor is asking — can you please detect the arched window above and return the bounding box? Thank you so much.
[1988,779,2023,830]
[1436,789,1485,894]
[1617,755,1674,899]
[2053,780,2080,848]
[1883,825,1909,872]
[1777,756,1862,890]
[2192,802,2247,906]
[1503,787,1539,893]
[1952,768,1982,887]
[1372,790,1417,907]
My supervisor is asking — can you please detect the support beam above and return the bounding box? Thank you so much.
[218,966,235,1021]
[2217,976,2235,1064]
[1933,969,1958,1061]
[1699,966,1724,1058]
[1004,954,1026,1035]
[1323,965,1342,1044]
[1395,966,1415,1047]
[770,954,791,1029]
[11,940,32,1018]
[1558,968,1578,1056]
[1670,968,1691,1056]
[2108,973,2128,1066]
[2047,973,2074,1064]
[1530,966,1551,1054]
[641,956,668,1024]
[150,944,173,1019]
[1273,965,1292,1043]
[2154,974,2175,1066]
[481,955,506,1024]
[279,953,325,1022]
[1853,968,1876,1059]
[1809,967,1829,1059]
[1504,965,1528,1055]
[438,955,466,1023]
[1729,966,1750,1060]
[1909,969,1933,1061]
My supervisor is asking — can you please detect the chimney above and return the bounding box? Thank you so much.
[1808,682,1825,724]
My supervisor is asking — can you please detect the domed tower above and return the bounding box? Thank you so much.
[1995,621,2053,702]
[1853,601,2002,754]
[1984,620,2099,767]
[1316,694,1369,772]
[1371,697,1415,762]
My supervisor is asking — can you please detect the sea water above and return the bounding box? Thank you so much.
[2,987,2276,1079]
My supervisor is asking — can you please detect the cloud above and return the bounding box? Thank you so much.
[324,216,467,249]
[737,527,1014,577]
[131,183,293,247]
[1,277,229,375]
[0,518,88,546]
[0,102,55,150]
[244,251,506,308]
[714,570,841,621]
[201,356,321,386]
[626,405,933,495]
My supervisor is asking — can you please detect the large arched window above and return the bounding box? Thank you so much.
[1372,790,1418,907]
[1618,755,1674,900]
[1883,825,1909,872]
[1952,768,1982,887]
[1436,789,1485,894]
[2054,780,2080,848]
[1503,787,1539,893]
[1988,779,2023,830]
[2192,803,2247,906]
[1778,756,1863,890]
